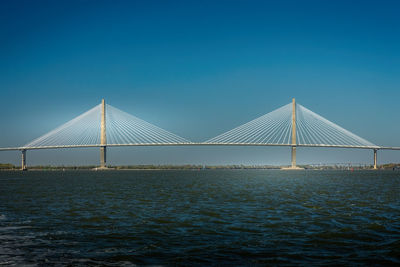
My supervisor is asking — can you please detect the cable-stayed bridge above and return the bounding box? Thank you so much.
[0,99,398,170]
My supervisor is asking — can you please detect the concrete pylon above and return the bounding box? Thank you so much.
[281,98,303,170]
[21,149,27,171]
[373,149,378,170]
[100,99,107,168]
[291,98,297,168]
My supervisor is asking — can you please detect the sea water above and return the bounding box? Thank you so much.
[0,170,399,265]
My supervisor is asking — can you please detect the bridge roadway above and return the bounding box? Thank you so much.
[1,143,398,171]
[0,143,399,151]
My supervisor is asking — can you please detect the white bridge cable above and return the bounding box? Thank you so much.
[214,104,292,144]
[295,104,376,147]
[105,104,191,144]
[238,105,289,143]
[297,105,346,145]
[205,101,376,147]
[24,105,102,147]
[22,100,376,149]
[206,103,293,144]
[24,102,191,148]
[297,110,346,146]
[260,107,292,144]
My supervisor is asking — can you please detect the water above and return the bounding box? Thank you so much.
[0,170,399,265]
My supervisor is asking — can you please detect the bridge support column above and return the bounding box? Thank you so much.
[282,98,303,170]
[21,149,27,171]
[291,146,296,168]
[99,98,107,169]
[373,149,378,170]
[290,98,298,169]
[100,146,106,168]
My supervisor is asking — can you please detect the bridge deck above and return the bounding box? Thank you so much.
[0,143,399,151]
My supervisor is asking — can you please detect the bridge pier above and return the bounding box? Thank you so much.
[373,149,378,169]
[291,145,296,168]
[100,146,106,168]
[21,149,27,171]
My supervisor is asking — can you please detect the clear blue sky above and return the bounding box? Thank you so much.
[0,0,399,166]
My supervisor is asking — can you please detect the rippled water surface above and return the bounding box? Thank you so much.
[0,170,399,265]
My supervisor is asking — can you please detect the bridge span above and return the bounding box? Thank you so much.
[0,99,398,170]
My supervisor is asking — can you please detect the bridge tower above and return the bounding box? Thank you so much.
[100,99,107,168]
[291,98,297,168]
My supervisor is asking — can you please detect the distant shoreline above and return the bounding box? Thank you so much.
[1,163,399,171]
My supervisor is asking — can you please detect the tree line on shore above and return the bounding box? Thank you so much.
[1,163,399,170]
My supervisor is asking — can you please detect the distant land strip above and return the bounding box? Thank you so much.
[1,163,400,171]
